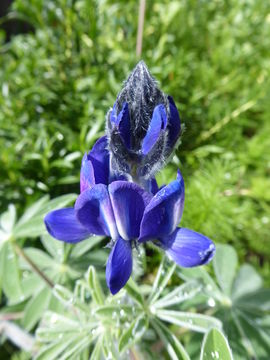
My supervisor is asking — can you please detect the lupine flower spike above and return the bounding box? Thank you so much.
[44,62,215,295]
[106,61,181,180]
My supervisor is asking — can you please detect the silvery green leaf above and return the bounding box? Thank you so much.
[102,331,118,360]
[125,277,144,307]
[213,244,238,296]
[14,194,76,238]
[231,311,257,358]
[151,318,190,360]
[236,310,270,357]
[152,279,202,309]
[94,305,135,322]
[200,328,233,360]
[148,256,176,304]
[232,264,262,300]
[119,314,148,353]
[176,266,222,301]
[0,241,23,302]
[155,309,222,333]
[15,196,49,227]
[87,266,105,305]
[52,285,88,311]
[71,236,103,258]
[22,248,56,269]
[35,334,81,360]
[22,286,51,330]
[235,288,270,312]
[57,335,93,360]
[90,338,103,360]
[21,272,43,299]
[0,204,16,233]
[36,311,95,344]
[41,234,64,261]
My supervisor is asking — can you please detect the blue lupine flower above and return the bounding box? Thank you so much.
[45,159,215,294]
[44,62,215,295]
[106,61,181,180]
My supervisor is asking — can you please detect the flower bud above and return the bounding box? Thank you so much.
[106,61,181,180]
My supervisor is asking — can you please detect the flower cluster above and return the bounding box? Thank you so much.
[45,62,215,295]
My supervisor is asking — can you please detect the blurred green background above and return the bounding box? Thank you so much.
[0,0,269,284]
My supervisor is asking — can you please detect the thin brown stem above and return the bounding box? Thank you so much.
[14,244,54,288]
[0,312,23,321]
[136,0,146,58]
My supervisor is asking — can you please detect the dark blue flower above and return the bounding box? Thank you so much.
[106,61,181,180]
[45,167,215,295]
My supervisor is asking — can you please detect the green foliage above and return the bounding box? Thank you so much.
[200,328,233,360]
[0,0,270,358]
[178,244,270,359]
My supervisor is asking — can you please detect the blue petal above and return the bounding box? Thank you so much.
[163,228,215,267]
[87,136,110,185]
[108,181,152,241]
[139,171,185,242]
[141,104,167,155]
[106,237,133,295]
[80,153,95,192]
[149,178,159,195]
[167,96,181,149]
[142,178,159,195]
[44,208,90,243]
[75,184,119,240]
[110,103,118,125]
[118,102,131,149]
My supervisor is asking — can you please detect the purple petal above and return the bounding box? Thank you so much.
[167,96,181,149]
[141,104,167,155]
[110,103,118,125]
[106,237,133,295]
[142,178,159,195]
[75,184,118,240]
[118,102,131,149]
[44,208,90,243]
[80,153,95,192]
[149,178,159,195]
[139,170,185,242]
[163,227,215,267]
[108,181,152,241]
[87,136,110,185]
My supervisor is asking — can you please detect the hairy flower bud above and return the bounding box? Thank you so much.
[106,61,181,180]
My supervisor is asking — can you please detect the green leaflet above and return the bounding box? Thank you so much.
[200,328,233,360]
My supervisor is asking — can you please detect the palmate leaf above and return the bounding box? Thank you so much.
[125,277,144,307]
[151,318,190,360]
[152,279,202,309]
[41,234,65,261]
[176,266,222,301]
[0,204,16,236]
[235,288,270,312]
[0,241,23,302]
[148,256,176,305]
[90,338,103,360]
[200,328,233,360]
[22,287,51,331]
[70,236,104,258]
[155,309,222,333]
[204,243,270,359]
[213,244,238,296]
[13,194,77,238]
[94,305,136,322]
[119,314,148,353]
[87,265,105,305]
[231,264,263,300]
